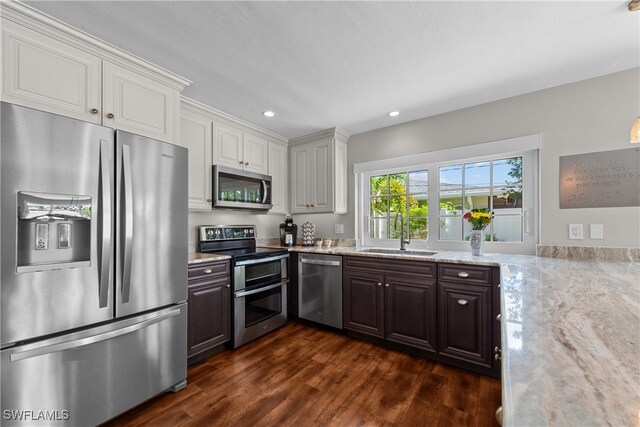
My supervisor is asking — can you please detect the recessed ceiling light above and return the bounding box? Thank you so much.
[263,111,275,118]
[388,111,400,117]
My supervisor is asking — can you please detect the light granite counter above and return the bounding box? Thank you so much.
[187,252,231,265]
[257,244,640,425]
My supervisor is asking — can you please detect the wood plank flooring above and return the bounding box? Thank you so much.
[105,321,501,427]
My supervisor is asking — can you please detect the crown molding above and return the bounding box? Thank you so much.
[0,1,192,91]
[181,96,288,144]
[289,127,351,146]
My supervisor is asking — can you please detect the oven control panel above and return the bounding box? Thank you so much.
[200,225,255,241]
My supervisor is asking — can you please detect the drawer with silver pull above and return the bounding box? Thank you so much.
[438,263,491,286]
[188,260,230,279]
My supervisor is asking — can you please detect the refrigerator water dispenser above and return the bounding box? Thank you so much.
[16,192,92,273]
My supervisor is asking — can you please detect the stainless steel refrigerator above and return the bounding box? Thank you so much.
[0,103,188,426]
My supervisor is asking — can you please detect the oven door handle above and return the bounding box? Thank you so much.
[235,254,289,266]
[235,281,284,298]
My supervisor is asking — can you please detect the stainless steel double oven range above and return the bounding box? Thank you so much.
[198,226,288,348]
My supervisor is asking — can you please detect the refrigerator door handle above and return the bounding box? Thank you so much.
[121,144,134,303]
[10,308,181,362]
[98,139,112,308]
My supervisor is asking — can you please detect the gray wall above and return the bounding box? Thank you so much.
[297,68,640,248]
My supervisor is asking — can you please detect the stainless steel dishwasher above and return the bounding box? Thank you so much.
[298,254,343,328]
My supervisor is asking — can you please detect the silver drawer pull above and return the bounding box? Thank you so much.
[457,272,470,278]
[203,268,213,274]
[457,299,469,306]
[496,313,502,321]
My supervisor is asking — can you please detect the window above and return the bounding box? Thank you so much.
[369,170,428,239]
[356,135,539,254]
[439,157,524,242]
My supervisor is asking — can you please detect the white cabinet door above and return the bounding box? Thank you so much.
[290,144,312,213]
[103,62,178,143]
[213,122,243,169]
[1,21,101,123]
[310,139,333,212]
[268,141,288,214]
[243,133,268,174]
[180,109,213,211]
[334,139,348,214]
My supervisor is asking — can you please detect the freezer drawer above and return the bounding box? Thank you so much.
[0,304,187,427]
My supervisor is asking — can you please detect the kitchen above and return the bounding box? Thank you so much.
[0,1,638,426]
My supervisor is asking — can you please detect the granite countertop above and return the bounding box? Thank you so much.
[190,244,639,424]
[187,252,231,265]
[260,244,639,425]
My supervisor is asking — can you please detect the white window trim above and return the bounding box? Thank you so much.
[354,135,540,255]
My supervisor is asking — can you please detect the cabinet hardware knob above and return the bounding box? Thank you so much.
[239,161,244,165]
[90,108,99,115]
[457,272,470,278]
[496,313,502,321]
[495,353,501,361]
[377,283,382,287]
[457,299,468,306]
[310,204,315,208]
[494,346,501,354]
[385,283,389,287]
[207,199,212,203]
[245,162,249,166]
[106,113,115,119]
[497,283,501,288]
[203,268,213,274]
[226,284,230,288]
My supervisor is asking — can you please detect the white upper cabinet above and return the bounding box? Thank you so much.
[103,62,178,143]
[213,124,268,175]
[268,141,288,214]
[1,20,102,124]
[290,128,349,214]
[213,123,243,169]
[243,133,268,175]
[0,2,190,143]
[179,105,213,211]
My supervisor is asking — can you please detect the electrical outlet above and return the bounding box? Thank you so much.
[334,224,344,234]
[568,224,583,240]
[590,224,604,239]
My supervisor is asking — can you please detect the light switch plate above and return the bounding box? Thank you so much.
[568,224,583,240]
[334,224,344,234]
[590,224,604,239]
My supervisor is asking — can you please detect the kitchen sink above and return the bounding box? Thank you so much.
[358,248,438,256]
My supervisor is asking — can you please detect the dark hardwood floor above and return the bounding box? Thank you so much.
[106,321,501,427]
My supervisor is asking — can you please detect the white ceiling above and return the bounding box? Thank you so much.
[26,1,640,139]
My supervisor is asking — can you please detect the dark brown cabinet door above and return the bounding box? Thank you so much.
[343,271,385,338]
[438,281,491,367]
[385,275,437,352]
[188,276,230,357]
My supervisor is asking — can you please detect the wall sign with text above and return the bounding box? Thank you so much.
[559,147,639,209]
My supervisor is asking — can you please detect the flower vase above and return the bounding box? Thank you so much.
[470,229,484,256]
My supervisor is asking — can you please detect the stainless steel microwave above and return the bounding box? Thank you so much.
[212,165,272,210]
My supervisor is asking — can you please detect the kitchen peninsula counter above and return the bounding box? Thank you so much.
[257,244,640,426]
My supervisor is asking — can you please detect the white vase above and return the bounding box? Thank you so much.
[470,229,484,256]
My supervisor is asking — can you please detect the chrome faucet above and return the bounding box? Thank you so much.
[394,213,410,251]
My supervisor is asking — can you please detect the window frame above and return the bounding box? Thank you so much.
[364,167,430,245]
[356,138,539,255]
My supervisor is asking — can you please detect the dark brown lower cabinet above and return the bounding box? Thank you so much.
[187,260,230,363]
[386,275,437,351]
[438,281,491,367]
[343,257,437,352]
[343,270,385,338]
[343,257,499,377]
